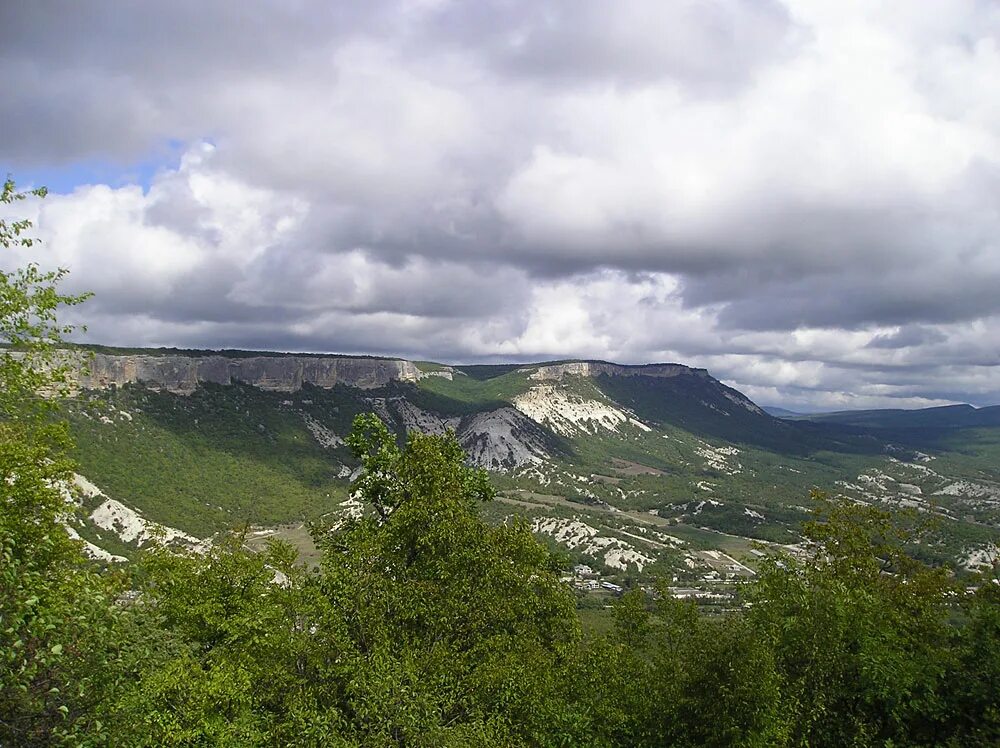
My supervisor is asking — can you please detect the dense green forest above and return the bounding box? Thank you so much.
[3,179,1000,746]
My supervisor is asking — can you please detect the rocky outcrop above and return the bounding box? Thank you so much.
[528,361,708,381]
[62,352,421,394]
[512,384,650,436]
[457,407,553,470]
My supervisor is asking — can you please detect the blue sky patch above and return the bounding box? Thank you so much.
[7,139,189,195]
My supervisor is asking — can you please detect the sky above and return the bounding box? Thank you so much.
[2,1,1000,411]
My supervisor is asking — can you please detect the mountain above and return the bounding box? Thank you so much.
[52,347,1000,593]
[63,349,421,393]
[793,403,1000,429]
[763,406,805,418]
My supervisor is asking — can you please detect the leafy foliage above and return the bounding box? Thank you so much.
[743,494,958,746]
[0,178,117,746]
[98,415,585,746]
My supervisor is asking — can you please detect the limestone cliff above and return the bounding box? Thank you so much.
[528,361,709,381]
[66,352,421,394]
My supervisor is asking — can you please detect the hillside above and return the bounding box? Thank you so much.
[57,349,1000,596]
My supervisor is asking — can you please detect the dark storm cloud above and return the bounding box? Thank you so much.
[867,326,949,350]
[0,2,391,163]
[419,0,798,91]
[2,1,1000,408]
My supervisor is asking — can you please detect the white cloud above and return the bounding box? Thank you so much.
[2,1,1000,408]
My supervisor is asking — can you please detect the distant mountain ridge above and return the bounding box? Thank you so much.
[73,351,422,394]
[51,344,812,462]
[44,346,999,434]
[762,406,804,418]
[50,348,727,396]
[790,403,1000,429]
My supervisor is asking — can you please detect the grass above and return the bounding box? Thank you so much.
[245,524,323,568]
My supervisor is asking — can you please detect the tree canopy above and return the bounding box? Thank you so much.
[0,178,115,746]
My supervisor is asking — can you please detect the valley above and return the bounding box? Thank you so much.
[60,347,1000,597]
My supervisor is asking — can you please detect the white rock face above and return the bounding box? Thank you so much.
[390,398,460,436]
[936,481,1000,501]
[73,473,105,499]
[512,385,649,436]
[604,548,656,572]
[302,414,343,448]
[531,516,655,572]
[89,497,202,549]
[338,497,364,519]
[856,469,896,495]
[327,497,366,530]
[962,544,999,571]
[694,443,742,474]
[62,473,204,556]
[692,499,723,515]
[897,461,939,477]
[528,361,699,381]
[458,408,551,470]
[416,367,455,381]
[721,389,766,415]
[20,351,422,395]
[362,398,547,471]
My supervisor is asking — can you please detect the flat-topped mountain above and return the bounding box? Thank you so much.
[51,348,736,397]
[75,351,422,394]
[526,360,706,381]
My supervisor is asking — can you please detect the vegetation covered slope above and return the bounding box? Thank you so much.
[59,353,1000,590]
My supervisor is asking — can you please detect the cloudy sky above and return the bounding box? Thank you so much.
[2,1,999,411]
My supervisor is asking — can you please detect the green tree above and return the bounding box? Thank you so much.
[572,588,784,748]
[310,414,584,746]
[104,414,586,746]
[744,492,957,746]
[0,178,117,745]
[578,491,1000,748]
[99,535,327,746]
[939,581,1000,745]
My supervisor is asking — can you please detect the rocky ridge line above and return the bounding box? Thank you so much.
[65,352,422,394]
[527,361,709,381]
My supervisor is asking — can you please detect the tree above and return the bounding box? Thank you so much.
[310,414,585,746]
[571,587,785,748]
[0,177,118,745]
[102,414,587,746]
[0,176,91,552]
[98,535,323,746]
[743,492,957,746]
[944,582,1000,744]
